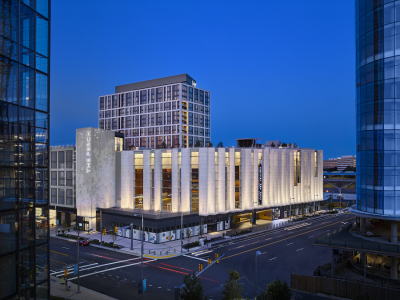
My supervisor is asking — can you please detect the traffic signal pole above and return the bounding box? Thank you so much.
[100,209,102,245]
[77,230,80,293]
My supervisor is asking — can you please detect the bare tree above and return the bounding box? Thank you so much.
[185,228,192,250]
[110,226,118,246]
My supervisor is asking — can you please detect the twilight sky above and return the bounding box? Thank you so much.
[50,0,355,159]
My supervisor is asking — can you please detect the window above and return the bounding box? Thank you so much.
[100,97,104,110]
[172,84,180,100]
[66,150,73,168]
[58,151,64,168]
[112,95,118,108]
[51,152,57,168]
[66,189,73,205]
[51,171,57,186]
[58,189,64,205]
[58,171,64,186]
[66,171,72,186]
[51,188,57,204]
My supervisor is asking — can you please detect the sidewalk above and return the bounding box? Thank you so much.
[50,212,327,259]
[50,275,117,300]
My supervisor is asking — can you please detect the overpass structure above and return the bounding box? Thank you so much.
[323,171,356,202]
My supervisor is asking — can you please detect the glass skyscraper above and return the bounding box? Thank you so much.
[356,1,400,216]
[0,1,50,299]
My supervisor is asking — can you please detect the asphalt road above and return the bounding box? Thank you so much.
[50,213,355,300]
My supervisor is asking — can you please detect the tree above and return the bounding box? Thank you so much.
[161,142,167,149]
[207,141,213,147]
[180,272,206,300]
[257,279,291,300]
[327,202,335,212]
[198,224,205,240]
[344,165,356,172]
[110,226,118,245]
[281,143,287,148]
[232,218,240,235]
[221,269,243,300]
[194,140,202,147]
[185,228,192,249]
[189,143,193,147]
[270,142,276,148]
[217,142,223,147]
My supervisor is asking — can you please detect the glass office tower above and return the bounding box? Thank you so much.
[356,1,400,216]
[0,1,50,299]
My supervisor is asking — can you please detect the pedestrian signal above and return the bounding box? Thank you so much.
[103,229,106,236]
[114,227,118,233]
[64,269,68,277]
[208,258,211,265]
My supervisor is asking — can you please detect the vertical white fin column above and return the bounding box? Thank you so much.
[154,150,161,211]
[143,151,151,210]
[121,151,134,209]
[217,148,226,213]
[171,149,179,212]
[199,148,208,216]
[207,148,216,215]
[181,148,191,213]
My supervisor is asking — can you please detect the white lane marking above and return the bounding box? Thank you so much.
[167,289,171,291]
[67,259,156,280]
[296,248,304,252]
[309,236,314,238]
[326,230,330,232]
[158,287,162,288]
[51,263,99,275]
[287,243,293,246]
[183,254,208,262]
[269,257,277,261]
[62,247,70,249]
[55,258,141,277]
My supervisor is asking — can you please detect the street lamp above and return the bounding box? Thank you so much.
[255,251,266,299]
[130,223,133,250]
[134,212,144,300]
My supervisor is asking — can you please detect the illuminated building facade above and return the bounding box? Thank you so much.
[98,74,211,149]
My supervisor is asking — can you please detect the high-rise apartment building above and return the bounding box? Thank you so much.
[0,1,50,298]
[323,155,356,171]
[99,74,211,149]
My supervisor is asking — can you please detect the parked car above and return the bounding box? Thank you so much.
[76,240,90,246]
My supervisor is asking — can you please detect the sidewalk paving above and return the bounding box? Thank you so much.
[50,275,117,300]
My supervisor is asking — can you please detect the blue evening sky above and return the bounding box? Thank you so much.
[50,0,355,159]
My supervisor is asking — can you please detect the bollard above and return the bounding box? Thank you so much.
[174,249,176,253]
[149,250,150,254]
[153,251,156,255]
[160,250,162,255]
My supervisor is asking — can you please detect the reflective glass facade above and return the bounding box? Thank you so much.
[356,0,400,215]
[0,0,50,299]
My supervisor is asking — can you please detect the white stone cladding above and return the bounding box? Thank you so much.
[76,127,116,229]
[76,142,323,217]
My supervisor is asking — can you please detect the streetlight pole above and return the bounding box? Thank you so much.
[100,209,102,245]
[76,227,81,293]
[181,211,183,254]
[141,212,144,300]
[130,223,133,250]
[254,251,266,299]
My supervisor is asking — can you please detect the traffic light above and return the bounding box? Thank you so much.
[208,257,211,266]
[215,252,219,264]
[103,229,106,236]
[114,227,118,234]
[64,269,68,277]
[199,263,203,271]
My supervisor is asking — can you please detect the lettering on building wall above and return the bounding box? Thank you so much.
[86,131,91,173]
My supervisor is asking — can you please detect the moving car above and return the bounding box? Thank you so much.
[76,240,90,246]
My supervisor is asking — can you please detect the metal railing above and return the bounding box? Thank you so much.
[315,222,400,256]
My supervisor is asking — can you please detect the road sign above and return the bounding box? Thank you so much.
[74,264,78,275]
[143,279,146,292]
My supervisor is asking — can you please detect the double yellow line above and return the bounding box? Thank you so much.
[221,216,355,260]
